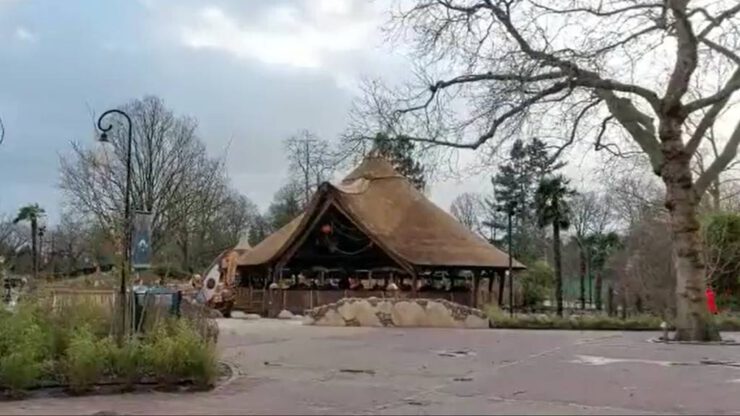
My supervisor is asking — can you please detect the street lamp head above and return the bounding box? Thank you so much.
[99,131,110,143]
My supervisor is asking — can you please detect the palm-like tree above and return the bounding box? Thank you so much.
[535,176,575,317]
[584,232,622,311]
[13,203,45,279]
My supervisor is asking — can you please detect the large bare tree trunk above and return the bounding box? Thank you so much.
[661,130,720,341]
[595,272,603,311]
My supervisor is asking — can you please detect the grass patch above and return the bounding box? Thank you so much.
[486,305,740,331]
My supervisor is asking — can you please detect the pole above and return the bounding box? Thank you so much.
[97,109,133,341]
[587,246,593,308]
[507,207,513,318]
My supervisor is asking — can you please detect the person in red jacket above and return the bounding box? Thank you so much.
[706,287,719,315]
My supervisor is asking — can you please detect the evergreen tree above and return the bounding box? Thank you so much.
[489,138,563,262]
[535,175,576,317]
[584,232,622,311]
[13,204,45,279]
[267,183,303,231]
[372,133,426,191]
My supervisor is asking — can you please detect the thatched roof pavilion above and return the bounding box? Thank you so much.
[238,156,524,276]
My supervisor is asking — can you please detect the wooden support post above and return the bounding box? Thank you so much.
[411,270,418,299]
[471,271,480,308]
[497,270,505,306]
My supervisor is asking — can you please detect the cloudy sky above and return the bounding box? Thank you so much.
[0,0,498,224]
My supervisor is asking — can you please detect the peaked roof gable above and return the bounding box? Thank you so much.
[238,156,525,270]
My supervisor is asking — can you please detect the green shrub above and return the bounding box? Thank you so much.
[715,313,740,331]
[0,351,45,393]
[485,305,662,330]
[63,326,109,393]
[0,304,50,392]
[105,338,146,387]
[35,296,113,360]
[0,295,219,395]
[520,260,553,308]
[143,319,217,387]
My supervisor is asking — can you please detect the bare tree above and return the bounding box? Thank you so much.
[607,213,676,318]
[383,0,740,340]
[284,130,336,206]
[450,192,485,235]
[50,211,90,274]
[60,96,223,257]
[0,215,29,265]
[570,191,614,308]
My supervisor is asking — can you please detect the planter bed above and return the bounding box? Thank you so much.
[0,362,233,401]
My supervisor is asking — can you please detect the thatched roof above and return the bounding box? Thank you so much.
[238,157,525,271]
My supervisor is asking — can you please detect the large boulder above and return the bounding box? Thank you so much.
[277,309,294,319]
[422,300,459,328]
[305,297,488,329]
[391,301,425,327]
[314,309,345,326]
[464,313,489,329]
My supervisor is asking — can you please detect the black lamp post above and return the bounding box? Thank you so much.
[97,109,133,338]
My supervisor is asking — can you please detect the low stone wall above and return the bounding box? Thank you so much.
[304,297,489,329]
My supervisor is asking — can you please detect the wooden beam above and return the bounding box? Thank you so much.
[411,268,418,299]
[497,270,506,306]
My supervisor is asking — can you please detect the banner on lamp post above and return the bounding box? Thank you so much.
[131,211,152,270]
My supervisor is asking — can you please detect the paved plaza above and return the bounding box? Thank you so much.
[2,319,739,415]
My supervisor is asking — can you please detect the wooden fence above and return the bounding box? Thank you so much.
[43,287,118,310]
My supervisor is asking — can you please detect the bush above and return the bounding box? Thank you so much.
[105,338,146,387]
[0,351,45,393]
[0,295,219,395]
[715,313,740,331]
[63,327,111,394]
[144,319,218,387]
[0,304,50,392]
[486,305,662,330]
[520,260,553,308]
[36,296,113,360]
[486,305,740,332]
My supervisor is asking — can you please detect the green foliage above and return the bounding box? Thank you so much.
[267,182,303,231]
[143,319,217,387]
[12,203,45,225]
[104,338,146,387]
[0,295,219,395]
[39,297,113,359]
[63,326,109,393]
[520,260,553,307]
[716,293,740,311]
[534,175,575,230]
[486,305,662,330]
[486,305,740,332]
[701,212,740,296]
[714,313,740,331]
[372,132,426,191]
[584,232,622,270]
[0,306,50,392]
[487,138,565,262]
